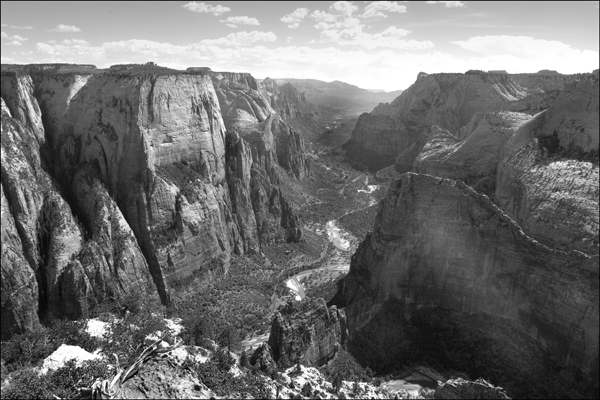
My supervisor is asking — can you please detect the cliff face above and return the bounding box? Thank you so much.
[345,71,574,172]
[266,298,348,368]
[413,112,533,196]
[332,173,599,398]
[0,64,309,339]
[408,73,598,255]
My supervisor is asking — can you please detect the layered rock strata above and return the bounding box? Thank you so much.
[333,173,598,398]
[1,64,309,338]
[344,71,573,172]
[413,73,598,254]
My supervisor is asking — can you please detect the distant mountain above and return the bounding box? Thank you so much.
[273,78,403,117]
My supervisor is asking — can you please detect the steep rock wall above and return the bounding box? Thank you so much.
[1,64,310,337]
[333,173,598,398]
[345,71,573,172]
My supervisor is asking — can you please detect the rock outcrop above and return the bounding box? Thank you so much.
[266,298,348,368]
[344,71,574,172]
[332,173,599,399]
[434,378,511,400]
[1,64,309,339]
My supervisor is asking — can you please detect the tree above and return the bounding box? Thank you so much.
[240,350,249,368]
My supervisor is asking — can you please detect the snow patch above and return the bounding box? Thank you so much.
[39,344,102,375]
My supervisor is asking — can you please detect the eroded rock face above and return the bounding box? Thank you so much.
[333,173,598,398]
[414,112,533,196]
[267,298,348,368]
[1,64,309,338]
[345,71,574,172]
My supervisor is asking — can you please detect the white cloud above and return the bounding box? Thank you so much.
[198,31,277,46]
[10,25,34,30]
[321,26,434,50]
[452,35,597,61]
[311,10,338,23]
[10,34,28,42]
[331,1,359,17]
[219,16,260,28]
[21,33,597,92]
[426,1,467,7]
[61,39,89,45]
[182,2,231,16]
[280,8,310,29]
[1,33,28,42]
[363,1,407,18]
[50,24,82,33]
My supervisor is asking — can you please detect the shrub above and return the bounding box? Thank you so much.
[101,310,166,366]
[1,359,111,400]
[1,319,100,373]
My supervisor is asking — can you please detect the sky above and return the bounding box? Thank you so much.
[1,1,598,90]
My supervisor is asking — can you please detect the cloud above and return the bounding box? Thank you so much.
[10,25,34,30]
[199,31,276,46]
[331,1,359,17]
[426,1,467,7]
[362,1,407,18]
[311,10,338,23]
[219,16,260,28]
[49,24,82,33]
[61,38,89,45]
[318,25,432,49]
[452,35,596,60]
[24,33,597,92]
[280,7,310,29]
[182,2,230,16]
[1,32,28,42]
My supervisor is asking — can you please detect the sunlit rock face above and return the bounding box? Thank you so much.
[406,72,598,255]
[1,64,309,338]
[344,70,574,172]
[333,173,598,399]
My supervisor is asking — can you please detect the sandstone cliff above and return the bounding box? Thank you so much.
[344,71,574,172]
[332,173,598,399]
[1,64,309,339]
[413,73,598,254]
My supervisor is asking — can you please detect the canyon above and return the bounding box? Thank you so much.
[1,62,598,400]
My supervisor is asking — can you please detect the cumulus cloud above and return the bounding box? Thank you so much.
[49,24,82,33]
[182,2,230,15]
[331,1,359,17]
[426,1,467,7]
[363,1,407,18]
[1,32,28,42]
[219,16,260,28]
[280,7,310,29]
[319,25,431,50]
